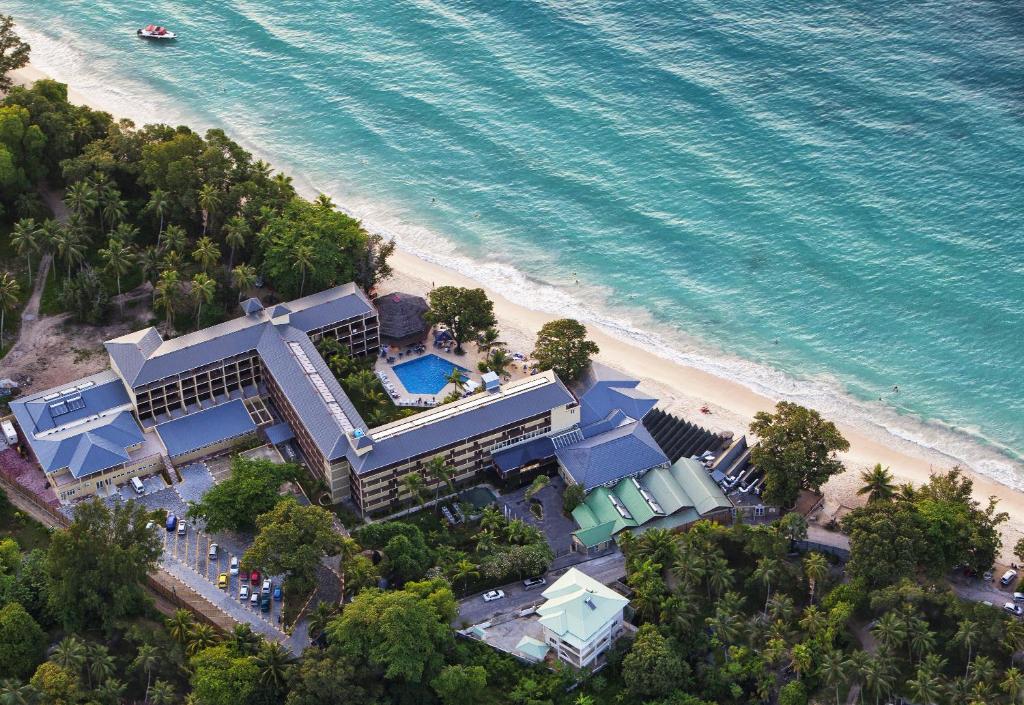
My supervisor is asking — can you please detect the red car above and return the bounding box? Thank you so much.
[250,570,261,586]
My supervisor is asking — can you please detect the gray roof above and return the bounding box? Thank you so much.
[9,370,145,478]
[105,284,375,387]
[156,399,256,458]
[555,421,669,490]
[374,291,429,340]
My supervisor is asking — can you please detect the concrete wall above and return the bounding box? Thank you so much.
[168,431,257,466]
[53,453,164,503]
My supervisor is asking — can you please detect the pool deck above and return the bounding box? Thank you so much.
[374,338,536,408]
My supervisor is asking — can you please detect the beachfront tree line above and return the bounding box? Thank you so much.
[0,70,394,335]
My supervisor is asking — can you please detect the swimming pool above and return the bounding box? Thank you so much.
[392,355,470,396]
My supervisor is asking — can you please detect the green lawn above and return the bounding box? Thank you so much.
[0,489,53,552]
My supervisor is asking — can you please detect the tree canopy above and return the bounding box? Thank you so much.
[0,15,30,92]
[531,318,599,382]
[242,497,342,587]
[749,401,850,508]
[0,601,45,680]
[187,456,298,533]
[424,286,497,353]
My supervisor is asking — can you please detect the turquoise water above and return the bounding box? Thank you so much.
[393,355,469,396]
[8,2,1024,485]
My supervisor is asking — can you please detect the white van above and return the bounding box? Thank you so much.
[130,477,145,495]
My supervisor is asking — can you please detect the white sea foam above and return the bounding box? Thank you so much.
[17,18,1024,493]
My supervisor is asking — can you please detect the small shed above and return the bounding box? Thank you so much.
[373,292,430,345]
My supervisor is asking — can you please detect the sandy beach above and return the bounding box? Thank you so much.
[10,62,1023,561]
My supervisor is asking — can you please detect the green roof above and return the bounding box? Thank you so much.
[613,476,658,525]
[515,636,551,662]
[668,457,731,515]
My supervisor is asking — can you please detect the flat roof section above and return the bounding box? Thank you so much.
[156,399,256,459]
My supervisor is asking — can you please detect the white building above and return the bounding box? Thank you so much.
[534,568,629,668]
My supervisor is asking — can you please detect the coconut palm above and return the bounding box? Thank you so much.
[804,551,828,603]
[956,619,981,676]
[138,247,162,290]
[231,264,258,299]
[53,226,86,280]
[858,464,897,503]
[474,529,498,553]
[255,642,294,689]
[161,224,187,254]
[192,236,220,274]
[426,455,455,501]
[477,327,505,352]
[633,529,678,568]
[223,215,249,271]
[308,602,339,641]
[187,623,218,656]
[862,656,896,705]
[166,609,194,646]
[146,188,171,241]
[906,667,943,705]
[799,605,827,637]
[873,611,907,655]
[446,366,467,394]
[0,679,39,705]
[50,635,87,672]
[450,558,479,592]
[574,695,595,705]
[101,194,127,230]
[672,551,707,591]
[156,269,181,332]
[767,593,795,623]
[314,193,335,210]
[95,678,125,705]
[131,643,158,703]
[38,218,61,259]
[401,473,427,508]
[845,649,871,702]
[969,654,995,688]
[229,624,262,655]
[65,180,97,220]
[292,241,314,296]
[10,218,40,286]
[1004,618,1024,665]
[480,348,513,377]
[504,518,531,545]
[88,644,116,689]
[99,237,135,314]
[1003,667,1024,704]
[148,679,175,705]
[705,555,734,598]
[0,273,21,350]
[479,505,504,532]
[752,556,781,616]
[909,621,936,664]
[14,191,44,220]
[706,597,743,661]
[198,183,222,235]
[191,272,217,325]
[818,649,847,705]
[112,222,139,244]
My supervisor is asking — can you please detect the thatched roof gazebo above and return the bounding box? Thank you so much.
[374,292,430,345]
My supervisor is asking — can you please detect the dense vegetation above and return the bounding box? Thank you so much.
[186,457,300,534]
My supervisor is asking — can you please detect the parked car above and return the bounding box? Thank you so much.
[229,557,239,575]
[522,577,547,590]
[217,573,228,589]
[208,543,219,560]
[239,569,250,583]
[984,570,994,582]
[131,476,145,495]
[482,590,505,602]
[250,570,261,586]
[1014,592,1024,603]
[177,521,187,537]
[250,593,259,606]
[165,514,177,532]
[1002,570,1018,586]
[145,521,155,531]
[239,585,250,600]
[272,585,282,601]
[260,594,271,613]
[1004,602,1023,616]
[262,578,272,595]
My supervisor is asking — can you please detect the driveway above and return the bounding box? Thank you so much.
[457,551,625,626]
[498,475,576,555]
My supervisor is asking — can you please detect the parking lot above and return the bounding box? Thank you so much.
[106,463,302,650]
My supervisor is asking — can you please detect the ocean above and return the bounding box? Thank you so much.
[7,1,1024,486]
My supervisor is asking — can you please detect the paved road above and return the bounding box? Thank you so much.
[457,551,626,625]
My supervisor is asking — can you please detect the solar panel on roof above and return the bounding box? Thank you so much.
[49,401,69,417]
[286,341,355,433]
[42,393,60,401]
[64,395,85,412]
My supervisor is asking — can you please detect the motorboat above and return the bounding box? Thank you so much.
[137,24,176,40]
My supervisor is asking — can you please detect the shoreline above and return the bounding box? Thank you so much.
[10,61,1023,560]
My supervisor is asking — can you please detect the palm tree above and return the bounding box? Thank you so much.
[799,604,827,637]
[101,194,127,230]
[477,327,505,352]
[450,558,479,592]
[198,183,222,235]
[767,594,795,623]
[906,667,943,705]
[446,367,467,394]
[0,273,21,350]
[818,649,847,705]
[480,348,513,377]
[14,191,43,220]
[88,644,116,689]
[10,218,40,286]
[161,224,187,253]
[969,654,995,688]
[504,518,531,545]
[314,193,335,210]
[909,621,936,664]
[99,237,135,315]
[148,679,175,705]
[956,619,981,676]
[474,529,498,553]
[672,551,707,591]
[705,555,734,598]
[873,611,907,655]
[804,551,828,603]
[308,602,338,641]
[479,505,504,532]
[112,222,139,244]
[426,455,455,501]
[862,656,896,705]
[65,180,97,220]
[753,556,781,616]
[53,227,86,280]
[858,464,896,503]
[574,695,595,705]
[401,472,427,508]
[95,678,125,705]
[292,241,314,297]
[191,272,216,325]
[138,247,162,289]
[156,269,181,332]
[50,635,87,672]
[187,623,218,656]
[1003,667,1024,704]
[192,236,220,274]
[706,597,743,661]
[0,679,39,705]
[146,188,170,242]
[255,642,294,689]
[229,624,262,655]
[165,608,194,646]
[131,643,158,703]
[845,649,871,703]
[231,264,257,298]
[223,215,249,271]
[1005,618,1024,666]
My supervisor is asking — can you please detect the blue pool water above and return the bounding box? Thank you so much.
[8,1,1024,486]
[393,355,470,396]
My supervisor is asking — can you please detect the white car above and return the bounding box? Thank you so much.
[482,590,505,602]
[250,593,259,606]
[239,585,250,600]
[1004,602,1023,616]
[229,557,239,575]
[1002,569,1019,586]
[262,578,272,595]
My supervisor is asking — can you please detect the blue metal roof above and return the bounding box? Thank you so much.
[555,421,668,490]
[9,370,145,479]
[264,422,295,446]
[572,362,656,427]
[491,435,556,473]
[156,399,256,458]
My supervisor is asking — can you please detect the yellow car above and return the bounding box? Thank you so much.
[218,573,228,589]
